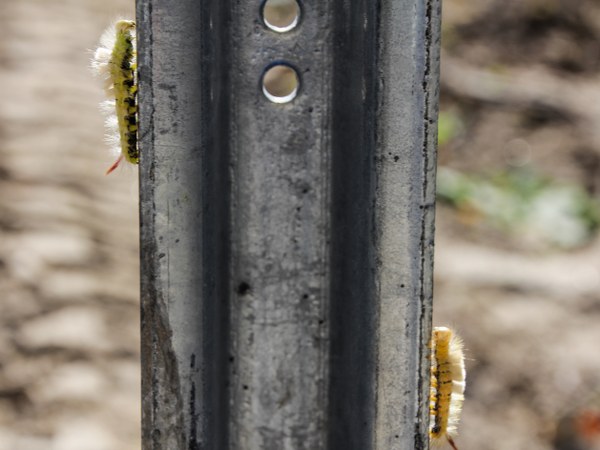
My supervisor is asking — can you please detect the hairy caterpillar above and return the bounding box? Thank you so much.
[430,326,466,450]
[91,19,138,175]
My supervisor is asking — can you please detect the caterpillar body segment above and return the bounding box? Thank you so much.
[92,19,138,174]
[430,326,466,450]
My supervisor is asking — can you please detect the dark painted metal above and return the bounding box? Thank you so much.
[138,0,440,448]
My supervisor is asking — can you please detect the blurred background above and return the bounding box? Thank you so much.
[0,0,599,449]
[436,1,600,449]
[0,0,139,449]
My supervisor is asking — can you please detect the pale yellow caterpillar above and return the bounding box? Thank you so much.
[430,326,466,450]
[91,19,138,175]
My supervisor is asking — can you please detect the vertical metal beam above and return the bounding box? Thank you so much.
[372,1,441,447]
[228,2,332,449]
[138,0,440,449]
[138,1,230,448]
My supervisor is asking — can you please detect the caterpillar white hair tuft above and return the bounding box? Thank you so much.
[430,326,466,450]
[91,19,138,175]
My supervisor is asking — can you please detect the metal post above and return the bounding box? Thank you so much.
[138,0,440,449]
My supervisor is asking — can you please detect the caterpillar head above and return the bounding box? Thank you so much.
[115,20,135,33]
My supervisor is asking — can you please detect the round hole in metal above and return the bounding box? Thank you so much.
[262,0,301,33]
[262,64,299,104]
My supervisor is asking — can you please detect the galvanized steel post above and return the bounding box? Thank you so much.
[138,0,441,449]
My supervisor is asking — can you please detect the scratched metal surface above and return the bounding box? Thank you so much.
[138,0,440,448]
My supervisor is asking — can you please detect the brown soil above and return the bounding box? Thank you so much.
[438,1,600,449]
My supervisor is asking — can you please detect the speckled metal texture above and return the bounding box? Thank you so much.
[138,0,440,449]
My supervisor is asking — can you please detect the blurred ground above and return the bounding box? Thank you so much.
[0,0,139,449]
[0,0,599,449]
[436,1,600,449]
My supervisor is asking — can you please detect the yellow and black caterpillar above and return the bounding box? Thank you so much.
[430,327,466,450]
[92,19,138,174]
